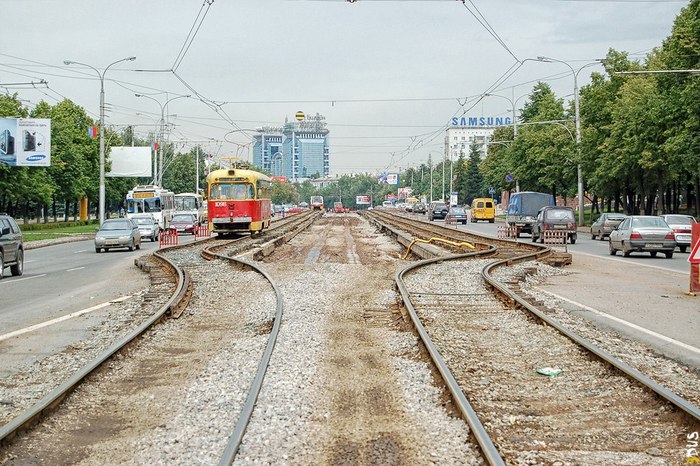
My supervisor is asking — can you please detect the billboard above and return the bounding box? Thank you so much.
[107,146,152,177]
[356,195,371,205]
[377,173,399,185]
[0,118,51,167]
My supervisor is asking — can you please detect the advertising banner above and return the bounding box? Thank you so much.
[0,118,52,167]
[356,195,371,205]
[386,173,399,185]
[107,146,152,177]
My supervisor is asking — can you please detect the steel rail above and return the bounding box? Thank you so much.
[0,250,189,445]
[214,253,283,466]
[481,259,700,422]
[395,251,506,466]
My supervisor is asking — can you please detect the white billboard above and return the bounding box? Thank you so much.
[356,195,371,205]
[0,118,52,167]
[108,146,152,177]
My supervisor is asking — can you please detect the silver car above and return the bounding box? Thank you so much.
[590,212,626,240]
[609,215,676,259]
[660,214,697,253]
[131,213,161,242]
[95,218,142,253]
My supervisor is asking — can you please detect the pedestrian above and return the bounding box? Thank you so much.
[119,206,125,217]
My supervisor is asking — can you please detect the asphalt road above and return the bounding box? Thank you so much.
[430,215,692,274]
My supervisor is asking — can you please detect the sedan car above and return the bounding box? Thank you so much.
[170,213,197,234]
[660,214,697,253]
[131,213,161,242]
[590,212,626,240]
[445,206,468,224]
[428,201,448,221]
[609,215,676,258]
[95,219,141,253]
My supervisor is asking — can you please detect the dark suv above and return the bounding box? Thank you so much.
[531,206,577,244]
[0,213,24,279]
[428,201,448,221]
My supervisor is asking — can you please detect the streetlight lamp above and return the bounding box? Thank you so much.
[135,93,191,185]
[537,56,601,226]
[64,56,136,225]
[485,92,531,138]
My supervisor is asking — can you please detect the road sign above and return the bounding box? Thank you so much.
[689,240,700,264]
[488,187,496,195]
[505,174,513,182]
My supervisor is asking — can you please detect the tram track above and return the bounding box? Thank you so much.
[370,209,700,464]
[2,209,698,465]
[0,211,318,464]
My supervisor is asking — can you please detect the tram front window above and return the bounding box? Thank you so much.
[211,184,253,200]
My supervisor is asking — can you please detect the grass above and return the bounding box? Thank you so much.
[20,223,98,242]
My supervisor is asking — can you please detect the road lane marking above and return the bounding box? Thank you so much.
[0,296,131,342]
[571,250,685,274]
[73,249,87,254]
[0,274,47,284]
[66,267,85,272]
[535,287,700,355]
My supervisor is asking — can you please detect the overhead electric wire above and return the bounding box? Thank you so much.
[171,0,215,72]
[460,0,520,63]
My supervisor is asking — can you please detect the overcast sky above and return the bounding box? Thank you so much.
[0,0,688,175]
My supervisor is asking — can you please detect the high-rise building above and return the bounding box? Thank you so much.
[253,113,329,180]
[446,115,512,159]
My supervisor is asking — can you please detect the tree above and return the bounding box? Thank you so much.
[463,144,485,204]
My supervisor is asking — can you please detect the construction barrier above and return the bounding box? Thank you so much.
[194,223,210,239]
[159,228,179,247]
[542,230,568,251]
[497,225,518,239]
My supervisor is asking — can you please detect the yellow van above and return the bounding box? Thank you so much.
[470,198,496,223]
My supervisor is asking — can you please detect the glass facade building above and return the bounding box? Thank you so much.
[253,113,330,180]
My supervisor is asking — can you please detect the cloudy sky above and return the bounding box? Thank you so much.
[0,0,688,175]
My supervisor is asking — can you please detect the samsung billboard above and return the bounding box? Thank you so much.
[451,116,512,127]
[0,118,52,167]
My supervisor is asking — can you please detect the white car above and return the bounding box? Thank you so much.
[660,214,697,253]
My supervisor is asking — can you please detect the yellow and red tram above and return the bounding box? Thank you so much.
[206,168,272,235]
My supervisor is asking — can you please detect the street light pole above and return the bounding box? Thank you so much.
[537,56,601,226]
[64,56,136,225]
[135,93,190,185]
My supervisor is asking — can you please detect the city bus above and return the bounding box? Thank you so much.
[206,168,272,235]
[125,185,176,229]
[174,192,206,224]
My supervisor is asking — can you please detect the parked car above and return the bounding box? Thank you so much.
[0,213,24,279]
[470,198,496,223]
[170,213,197,234]
[590,212,626,240]
[131,213,161,242]
[95,218,141,253]
[531,206,577,244]
[413,203,427,214]
[660,214,697,253]
[609,215,676,259]
[445,206,468,224]
[428,201,448,221]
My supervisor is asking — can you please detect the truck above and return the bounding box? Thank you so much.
[505,191,555,237]
[333,201,344,213]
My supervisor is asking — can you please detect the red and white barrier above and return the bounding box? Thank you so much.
[159,228,179,247]
[497,225,518,239]
[194,224,210,239]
